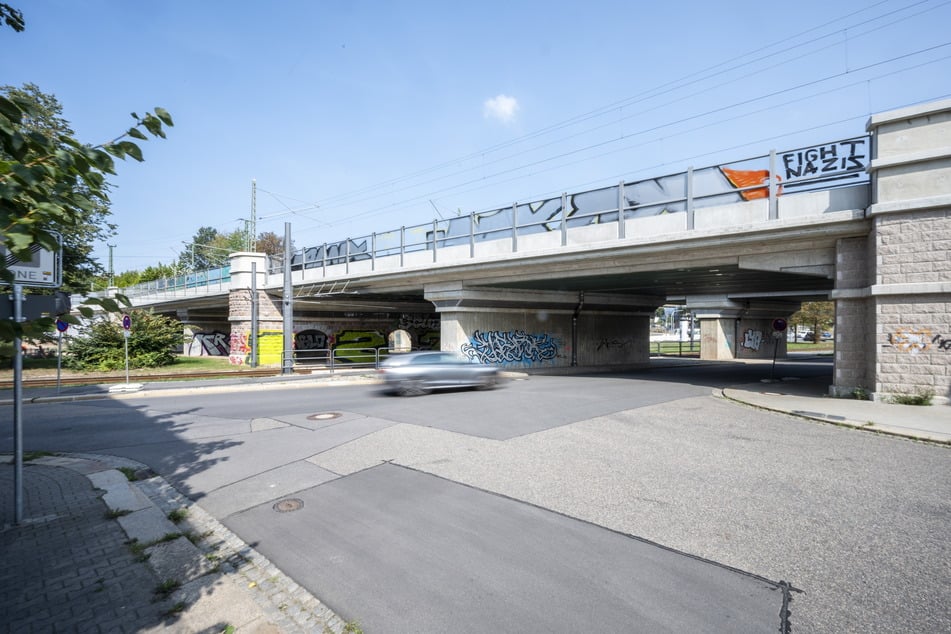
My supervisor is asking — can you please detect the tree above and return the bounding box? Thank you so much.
[0,83,173,341]
[0,3,24,32]
[181,226,223,270]
[2,83,118,291]
[790,301,835,343]
[255,230,285,256]
[65,310,182,371]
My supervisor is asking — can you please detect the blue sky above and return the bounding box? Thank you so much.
[5,0,951,274]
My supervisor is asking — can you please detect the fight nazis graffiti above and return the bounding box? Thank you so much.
[461,330,559,365]
[888,329,951,354]
[780,139,866,181]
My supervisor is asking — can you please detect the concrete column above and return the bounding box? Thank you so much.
[862,98,951,403]
[687,296,797,360]
[425,283,656,371]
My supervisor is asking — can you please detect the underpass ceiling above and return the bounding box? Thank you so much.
[479,265,834,303]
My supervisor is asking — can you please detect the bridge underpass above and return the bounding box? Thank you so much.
[109,98,951,403]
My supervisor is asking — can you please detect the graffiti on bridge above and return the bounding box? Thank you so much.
[780,139,866,181]
[187,331,229,356]
[741,329,764,351]
[888,329,951,354]
[597,337,636,351]
[398,315,440,330]
[296,329,329,350]
[461,330,559,365]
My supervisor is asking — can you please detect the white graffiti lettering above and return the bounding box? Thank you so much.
[461,330,559,365]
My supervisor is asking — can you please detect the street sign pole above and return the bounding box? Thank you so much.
[122,314,131,385]
[12,284,24,525]
[56,330,63,394]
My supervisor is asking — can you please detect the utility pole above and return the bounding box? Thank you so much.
[107,243,116,287]
[250,179,257,252]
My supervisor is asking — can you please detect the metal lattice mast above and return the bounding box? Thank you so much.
[250,179,257,252]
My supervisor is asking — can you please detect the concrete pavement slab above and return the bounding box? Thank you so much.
[88,469,154,512]
[228,462,791,634]
[198,460,341,518]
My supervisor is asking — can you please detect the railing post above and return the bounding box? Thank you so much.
[345,238,350,274]
[616,182,625,239]
[686,167,695,230]
[561,193,568,246]
[469,212,475,258]
[400,226,405,267]
[512,202,518,252]
[371,232,377,271]
[768,149,779,220]
[432,219,438,262]
[322,242,327,277]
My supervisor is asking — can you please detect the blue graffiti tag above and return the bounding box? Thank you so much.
[461,330,559,365]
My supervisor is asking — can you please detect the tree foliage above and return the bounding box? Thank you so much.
[2,83,119,291]
[0,85,172,340]
[0,3,24,32]
[65,310,182,371]
[790,301,835,342]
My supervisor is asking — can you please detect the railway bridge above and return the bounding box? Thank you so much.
[105,99,951,403]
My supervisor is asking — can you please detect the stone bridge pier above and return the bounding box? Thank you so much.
[832,98,951,403]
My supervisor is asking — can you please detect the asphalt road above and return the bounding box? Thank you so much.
[4,359,949,633]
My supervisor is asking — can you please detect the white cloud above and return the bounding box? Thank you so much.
[483,94,519,123]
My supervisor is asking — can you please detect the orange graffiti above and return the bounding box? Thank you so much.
[721,167,783,201]
[889,329,932,354]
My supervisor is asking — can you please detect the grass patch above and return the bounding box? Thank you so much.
[23,451,54,462]
[889,387,935,406]
[117,466,138,481]
[153,578,181,600]
[105,508,132,519]
[343,622,364,634]
[167,507,188,523]
[164,601,187,617]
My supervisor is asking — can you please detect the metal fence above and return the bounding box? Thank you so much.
[272,136,870,276]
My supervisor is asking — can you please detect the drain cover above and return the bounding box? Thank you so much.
[307,412,341,421]
[273,498,304,513]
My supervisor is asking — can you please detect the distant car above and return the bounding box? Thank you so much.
[803,331,817,342]
[378,351,501,396]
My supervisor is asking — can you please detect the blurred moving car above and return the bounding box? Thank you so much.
[378,351,501,396]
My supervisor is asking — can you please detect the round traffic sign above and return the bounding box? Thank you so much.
[772,318,788,332]
[56,319,69,332]
[122,314,131,330]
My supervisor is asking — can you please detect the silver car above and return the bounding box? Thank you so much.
[378,351,501,396]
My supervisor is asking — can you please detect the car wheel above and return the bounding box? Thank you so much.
[401,379,428,396]
[477,375,497,390]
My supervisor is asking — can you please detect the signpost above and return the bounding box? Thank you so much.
[56,318,68,394]
[1,235,62,526]
[770,318,788,382]
[122,314,131,386]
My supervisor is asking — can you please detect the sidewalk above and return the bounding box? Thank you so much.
[0,453,348,633]
[2,367,948,632]
[722,376,951,444]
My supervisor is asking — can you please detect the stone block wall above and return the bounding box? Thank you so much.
[863,97,951,403]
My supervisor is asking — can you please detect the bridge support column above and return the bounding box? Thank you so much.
[228,253,284,366]
[686,296,799,360]
[425,282,658,370]
[833,98,951,403]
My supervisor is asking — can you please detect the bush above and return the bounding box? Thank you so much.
[889,387,935,406]
[65,310,181,371]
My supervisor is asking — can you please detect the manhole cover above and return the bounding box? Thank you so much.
[307,412,342,421]
[273,498,304,513]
